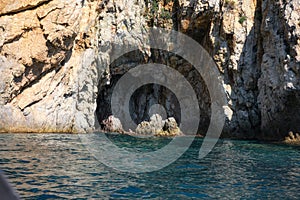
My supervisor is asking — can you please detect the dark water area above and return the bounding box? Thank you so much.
[0,133,299,199]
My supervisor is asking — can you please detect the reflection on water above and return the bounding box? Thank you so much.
[0,133,299,199]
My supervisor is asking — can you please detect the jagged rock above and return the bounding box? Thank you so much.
[136,114,164,135]
[135,121,153,135]
[155,117,182,137]
[136,114,182,137]
[101,115,124,133]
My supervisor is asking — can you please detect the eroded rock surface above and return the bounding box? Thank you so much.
[0,0,300,140]
[0,0,100,132]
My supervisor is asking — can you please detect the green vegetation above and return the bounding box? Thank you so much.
[238,15,247,24]
[150,0,159,15]
[146,0,173,26]
[160,8,172,19]
[150,0,172,19]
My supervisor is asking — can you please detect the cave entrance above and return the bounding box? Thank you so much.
[96,49,211,135]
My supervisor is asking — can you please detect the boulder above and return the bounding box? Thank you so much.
[101,115,124,133]
[136,114,164,135]
[156,117,182,137]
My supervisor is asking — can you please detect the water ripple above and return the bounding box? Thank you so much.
[0,134,299,199]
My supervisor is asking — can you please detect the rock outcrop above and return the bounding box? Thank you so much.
[0,0,300,140]
[157,117,182,137]
[135,114,182,136]
[100,114,182,136]
[101,115,124,133]
[136,114,165,135]
[284,131,300,145]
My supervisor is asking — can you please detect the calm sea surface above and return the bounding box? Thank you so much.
[0,133,299,199]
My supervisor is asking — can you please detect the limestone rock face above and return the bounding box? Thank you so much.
[172,0,300,139]
[0,0,300,140]
[257,0,300,139]
[0,0,100,132]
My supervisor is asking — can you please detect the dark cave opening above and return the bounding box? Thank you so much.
[95,49,211,135]
[129,83,181,125]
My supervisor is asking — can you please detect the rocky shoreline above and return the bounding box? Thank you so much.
[100,114,300,145]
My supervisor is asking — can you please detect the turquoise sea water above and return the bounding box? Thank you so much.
[0,133,299,199]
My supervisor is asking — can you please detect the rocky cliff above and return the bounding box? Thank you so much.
[0,0,299,140]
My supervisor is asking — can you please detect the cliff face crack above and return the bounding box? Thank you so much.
[8,66,61,104]
[20,98,43,112]
[2,27,37,46]
[36,6,62,20]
